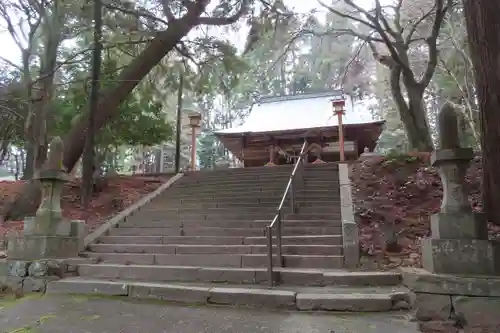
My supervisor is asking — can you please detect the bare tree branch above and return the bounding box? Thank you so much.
[419,0,451,86]
[103,1,169,26]
[394,0,404,32]
[404,5,436,46]
[374,0,398,40]
[0,56,22,71]
[160,0,175,22]
[198,0,250,26]
[318,0,379,31]
[319,0,415,81]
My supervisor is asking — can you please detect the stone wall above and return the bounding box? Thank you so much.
[403,268,500,332]
[0,258,79,293]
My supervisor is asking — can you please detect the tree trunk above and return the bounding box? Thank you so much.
[463,0,500,224]
[2,7,207,221]
[62,13,204,172]
[389,66,434,151]
[82,0,103,208]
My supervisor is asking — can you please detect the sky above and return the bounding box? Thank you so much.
[0,0,333,67]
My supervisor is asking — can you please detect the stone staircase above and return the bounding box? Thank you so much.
[48,164,411,312]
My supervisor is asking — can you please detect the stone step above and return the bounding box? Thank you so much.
[170,178,338,190]
[75,264,401,287]
[172,197,341,205]
[145,198,342,207]
[131,206,342,216]
[97,235,343,246]
[178,176,339,185]
[87,244,342,256]
[128,208,342,221]
[183,165,339,176]
[182,164,338,177]
[47,278,409,312]
[80,252,344,268]
[152,196,340,207]
[184,167,339,179]
[144,201,341,210]
[109,226,343,237]
[119,220,340,229]
[157,189,340,200]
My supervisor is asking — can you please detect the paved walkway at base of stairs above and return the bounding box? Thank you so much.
[1,294,420,333]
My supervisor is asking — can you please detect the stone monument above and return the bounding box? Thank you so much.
[402,103,500,331]
[1,137,87,292]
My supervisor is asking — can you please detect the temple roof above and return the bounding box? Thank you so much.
[214,91,382,136]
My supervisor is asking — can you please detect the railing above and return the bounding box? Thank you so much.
[266,140,308,286]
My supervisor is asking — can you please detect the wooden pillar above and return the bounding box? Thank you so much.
[190,126,196,170]
[240,135,246,167]
[188,112,201,171]
[336,111,345,162]
[265,145,276,167]
[331,97,346,162]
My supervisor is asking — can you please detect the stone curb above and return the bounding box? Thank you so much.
[46,278,410,312]
[338,163,359,269]
[83,173,184,248]
[75,264,402,287]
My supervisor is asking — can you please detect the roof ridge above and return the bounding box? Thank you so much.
[257,90,344,105]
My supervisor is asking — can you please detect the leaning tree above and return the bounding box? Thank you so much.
[3,0,276,220]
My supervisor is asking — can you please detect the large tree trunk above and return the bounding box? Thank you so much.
[3,7,206,221]
[390,66,434,151]
[463,0,500,224]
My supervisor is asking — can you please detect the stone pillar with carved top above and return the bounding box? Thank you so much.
[402,103,500,332]
[7,137,87,261]
[3,137,88,293]
[421,104,496,276]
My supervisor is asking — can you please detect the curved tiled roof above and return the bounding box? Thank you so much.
[215,91,383,135]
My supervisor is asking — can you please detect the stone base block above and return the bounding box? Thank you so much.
[341,220,359,269]
[402,268,500,331]
[422,238,500,275]
[7,235,80,260]
[430,212,488,240]
[24,218,87,242]
[402,267,500,297]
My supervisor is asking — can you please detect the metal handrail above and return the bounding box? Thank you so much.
[266,140,308,286]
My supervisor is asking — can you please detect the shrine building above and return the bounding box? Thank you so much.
[214,91,385,167]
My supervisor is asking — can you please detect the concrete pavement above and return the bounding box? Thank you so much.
[0,294,419,333]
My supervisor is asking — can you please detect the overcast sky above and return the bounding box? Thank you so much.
[0,0,374,65]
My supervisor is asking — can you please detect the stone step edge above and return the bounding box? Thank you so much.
[81,252,344,259]
[76,263,402,286]
[47,278,410,312]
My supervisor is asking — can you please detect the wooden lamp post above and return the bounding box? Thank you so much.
[188,112,202,171]
[331,98,346,162]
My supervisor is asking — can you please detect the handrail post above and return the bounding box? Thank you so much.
[266,140,307,287]
[266,225,274,286]
[290,180,296,213]
[276,211,283,267]
[300,155,305,188]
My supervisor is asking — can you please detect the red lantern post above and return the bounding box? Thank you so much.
[331,98,346,162]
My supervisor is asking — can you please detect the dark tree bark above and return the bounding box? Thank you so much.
[82,0,103,208]
[463,0,500,224]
